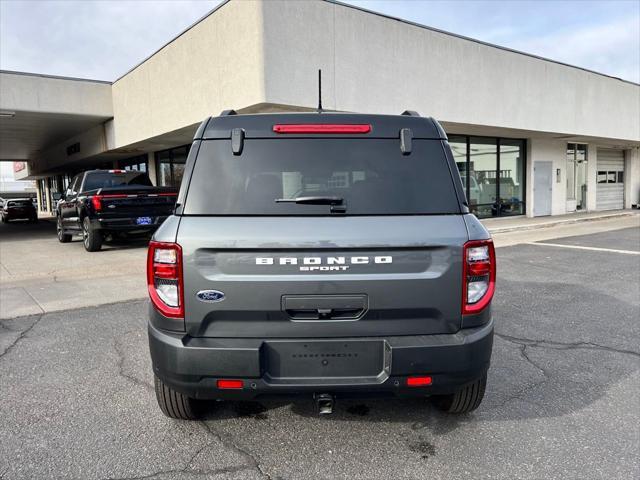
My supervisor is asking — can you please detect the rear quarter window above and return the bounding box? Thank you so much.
[183,138,460,216]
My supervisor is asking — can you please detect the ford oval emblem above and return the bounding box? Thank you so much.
[196,290,225,303]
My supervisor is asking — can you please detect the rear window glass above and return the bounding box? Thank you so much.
[7,200,31,207]
[83,172,153,191]
[184,139,460,215]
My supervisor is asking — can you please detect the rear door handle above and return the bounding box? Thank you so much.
[282,295,368,321]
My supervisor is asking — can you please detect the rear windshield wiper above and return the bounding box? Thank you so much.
[275,196,346,213]
[275,196,344,206]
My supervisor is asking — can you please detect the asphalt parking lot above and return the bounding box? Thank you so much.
[0,219,148,318]
[0,225,638,480]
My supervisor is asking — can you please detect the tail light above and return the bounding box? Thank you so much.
[91,195,102,211]
[147,241,184,318]
[90,194,128,212]
[462,239,496,314]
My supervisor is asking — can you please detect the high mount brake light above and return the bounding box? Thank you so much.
[147,241,184,318]
[462,239,496,315]
[272,124,371,134]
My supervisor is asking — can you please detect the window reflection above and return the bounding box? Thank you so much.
[469,137,497,218]
[451,136,526,218]
[155,145,189,188]
[499,140,525,216]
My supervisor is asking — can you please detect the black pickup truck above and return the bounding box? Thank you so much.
[56,170,177,251]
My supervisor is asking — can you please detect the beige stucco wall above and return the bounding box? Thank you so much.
[110,0,265,148]
[261,0,640,143]
[0,72,112,116]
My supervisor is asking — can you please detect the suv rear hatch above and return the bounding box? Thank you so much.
[177,119,468,339]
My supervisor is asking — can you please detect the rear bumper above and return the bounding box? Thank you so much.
[3,211,36,220]
[89,216,168,232]
[148,317,493,400]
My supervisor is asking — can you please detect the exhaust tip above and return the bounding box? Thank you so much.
[315,393,335,415]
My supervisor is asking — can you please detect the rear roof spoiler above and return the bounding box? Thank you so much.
[195,111,448,141]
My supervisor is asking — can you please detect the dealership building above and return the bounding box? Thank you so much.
[1,0,638,218]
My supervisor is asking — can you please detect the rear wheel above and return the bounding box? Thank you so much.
[57,216,71,243]
[431,374,487,414]
[82,217,102,252]
[154,375,202,420]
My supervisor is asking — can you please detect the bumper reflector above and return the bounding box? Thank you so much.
[217,379,244,389]
[407,376,433,387]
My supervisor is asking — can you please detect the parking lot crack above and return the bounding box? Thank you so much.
[200,421,271,479]
[496,332,640,358]
[507,342,550,407]
[113,331,153,391]
[0,313,44,360]
[101,464,254,480]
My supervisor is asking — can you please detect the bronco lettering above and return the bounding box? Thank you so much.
[255,256,392,271]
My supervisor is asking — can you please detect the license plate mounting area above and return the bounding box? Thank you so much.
[263,340,391,385]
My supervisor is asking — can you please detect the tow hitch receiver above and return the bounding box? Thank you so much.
[315,393,335,415]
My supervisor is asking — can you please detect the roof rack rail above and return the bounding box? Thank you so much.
[401,110,420,117]
[220,109,237,116]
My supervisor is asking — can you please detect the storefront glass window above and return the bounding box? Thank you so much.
[451,135,527,218]
[121,154,148,173]
[155,145,189,188]
[469,137,497,218]
[499,139,525,216]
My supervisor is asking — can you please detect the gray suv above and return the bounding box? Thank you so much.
[147,111,495,419]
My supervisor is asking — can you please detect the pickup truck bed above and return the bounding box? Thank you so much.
[57,170,177,251]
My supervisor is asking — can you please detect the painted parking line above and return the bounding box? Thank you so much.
[526,242,640,255]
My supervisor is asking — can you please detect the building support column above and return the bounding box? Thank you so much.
[525,140,534,217]
[586,144,598,212]
[44,178,51,214]
[147,152,157,186]
[36,181,43,215]
[625,147,640,209]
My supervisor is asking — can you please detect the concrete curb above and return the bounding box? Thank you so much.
[485,212,637,234]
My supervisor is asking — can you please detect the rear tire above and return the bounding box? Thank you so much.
[57,216,72,243]
[154,375,201,420]
[432,374,487,414]
[82,217,102,252]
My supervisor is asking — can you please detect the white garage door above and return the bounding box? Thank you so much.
[596,149,624,210]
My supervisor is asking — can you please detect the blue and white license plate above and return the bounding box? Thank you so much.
[136,217,152,225]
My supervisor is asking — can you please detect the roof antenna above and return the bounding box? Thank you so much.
[317,69,323,113]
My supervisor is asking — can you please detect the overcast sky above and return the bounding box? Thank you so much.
[1,0,638,83]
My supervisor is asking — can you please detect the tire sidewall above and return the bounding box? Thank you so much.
[57,216,66,241]
[83,217,91,250]
[82,217,102,251]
